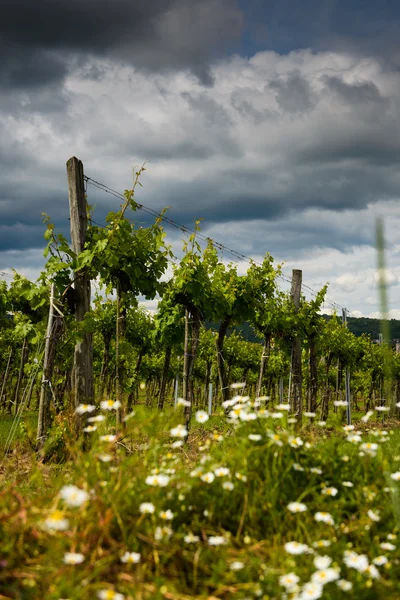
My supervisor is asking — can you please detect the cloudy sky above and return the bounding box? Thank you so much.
[2,0,400,317]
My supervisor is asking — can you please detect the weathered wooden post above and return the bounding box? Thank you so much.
[342,308,351,425]
[67,157,93,431]
[36,283,55,448]
[290,269,302,423]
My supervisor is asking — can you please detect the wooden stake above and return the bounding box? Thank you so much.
[67,157,93,430]
[36,283,55,448]
[0,347,13,410]
[342,308,352,425]
[290,269,303,423]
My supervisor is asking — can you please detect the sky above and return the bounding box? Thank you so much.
[2,0,400,318]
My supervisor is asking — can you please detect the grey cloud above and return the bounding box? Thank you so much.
[268,71,316,113]
[322,75,387,109]
[0,0,244,88]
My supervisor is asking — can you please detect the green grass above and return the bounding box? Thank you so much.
[1,401,400,599]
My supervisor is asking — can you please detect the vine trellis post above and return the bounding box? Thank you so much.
[342,308,352,425]
[67,157,94,433]
[290,269,303,425]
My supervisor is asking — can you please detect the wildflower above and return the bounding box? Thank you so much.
[361,410,374,423]
[375,406,389,412]
[139,382,146,390]
[100,400,121,411]
[257,408,270,418]
[159,509,174,520]
[293,463,305,471]
[318,421,326,426]
[60,485,89,507]
[312,540,331,548]
[63,552,85,564]
[367,509,380,522]
[365,564,380,579]
[334,400,348,407]
[387,533,397,540]
[75,404,96,414]
[98,454,113,462]
[240,411,257,421]
[275,403,290,411]
[88,415,106,423]
[176,398,191,407]
[360,442,378,453]
[304,412,316,418]
[271,411,284,419]
[139,502,155,514]
[170,424,188,438]
[279,572,300,591]
[208,536,227,546]
[343,550,368,572]
[299,581,323,599]
[145,474,170,487]
[184,532,200,543]
[120,552,140,564]
[214,467,230,477]
[390,471,400,481]
[230,561,244,570]
[287,502,307,513]
[155,526,172,540]
[380,542,396,551]
[200,472,215,483]
[341,455,350,462]
[211,432,224,441]
[321,487,338,497]
[83,425,97,433]
[248,434,262,441]
[97,590,125,600]
[222,398,237,408]
[235,472,247,482]
[311,568,340,585]
[284,541,310,555]
[222,481,234,491]
[171,440,184,448]
[43,510,69,531]
[346,434,362,443]
[310,467,322,475]
[231,382,246,389]
[342,481,353,487]
[314,512,335,526]
[313,555,332,569]
[288,417,297,424]
[100,435,117,443]
[195,410,209,423]
[336,579,352,591]
[289,436,304,448]
[123,411,135,422]
[373,556,388,566]
[268,432,283,446]
[343,425,355,432]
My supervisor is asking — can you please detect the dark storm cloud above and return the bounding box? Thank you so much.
[0,0,244,88]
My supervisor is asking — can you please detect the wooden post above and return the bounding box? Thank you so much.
[37,284,55,448]
[67,157,93,431]
[14,337,28,412]
[0,347,13,410]
[182,309,189,403]
[208,364,213,415]
[290,269,302,423]
[342,308,352,425]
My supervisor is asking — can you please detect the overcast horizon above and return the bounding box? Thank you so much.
[1,0,400,318]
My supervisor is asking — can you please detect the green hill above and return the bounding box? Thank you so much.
[206,317,400,344]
